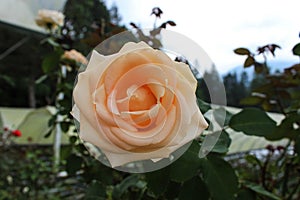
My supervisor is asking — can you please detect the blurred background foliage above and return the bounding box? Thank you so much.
[0,0,299,199]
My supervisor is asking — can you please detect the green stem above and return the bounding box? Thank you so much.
[274,87,287,115]
[275,140,291,168]
[281,161,291,197]
[287,178,300,200]
[261,152,271,190]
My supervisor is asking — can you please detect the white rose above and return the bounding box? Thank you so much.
[35,9,64,30]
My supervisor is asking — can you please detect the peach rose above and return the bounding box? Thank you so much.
[62,49,88,65]
[35,9,64,30]
[71,42,208,167]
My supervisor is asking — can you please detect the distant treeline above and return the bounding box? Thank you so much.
[197,66,270,107]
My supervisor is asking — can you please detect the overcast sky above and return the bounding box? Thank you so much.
[105,0,300,73]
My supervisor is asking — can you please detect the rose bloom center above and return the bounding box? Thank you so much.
[129,86,156,111]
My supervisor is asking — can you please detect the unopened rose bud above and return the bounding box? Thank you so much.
[266,144,274,152]
[276,146,285,151]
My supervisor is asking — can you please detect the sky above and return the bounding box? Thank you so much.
[105,0,300,74]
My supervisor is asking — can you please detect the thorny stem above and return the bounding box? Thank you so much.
[275,140,291,168]
[274,87,287,115]
[281,161,291,197]
[153,16,158,29]
[261,151,271,190]
[287,178,300,200]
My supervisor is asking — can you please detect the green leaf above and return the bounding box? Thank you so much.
[244,182,281,200]
[85,162,114,185]
[60,121,70,132]
[254,62,264,73]
[169,141,202,182]
[166,20,176,26]
[60,145,73,161]
[145,167,170,196]
[0,74,15,86]
[244,154,262,167]
[244,56,255,68]
[277,90,291,100]
[48,115,56,127]
[35,75,48,84]
[164,181,181,199]
[213,107,233,126]
[292,43,300,56]
[0,112,3,129]
[42,52,60,73]
[201,155,238,200]
[66,154,83,176]
[295,135,300,159]
[271,112,300,140]
[178,176,209,200]
[152,38,163,49]
[69,135,78,144]
[46,38,60,47]
[236,188,256,200]
[229,108,277,138]
[211,130,231,154]
[44,126,54,138]
[112,174,140,199]
[234,48,251,56]
[85,180,106,200]
[240,96,264,105]
[197,98,211,114]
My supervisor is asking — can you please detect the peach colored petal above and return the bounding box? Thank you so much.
[173,61,198,91]
[101,125,136,151]
[147,81,165,100]
[110,105,175,147]
[118,41,151,54]
[85,50,106,71]
[128,86,157,111]
[93,85,115,125]
[93,86,137,132]
[160,86,175,112]
[103,51,153,94]
[112,64,168,101]
[119,103,160,129]
[73,71,98,131]
[102,42,177,95]
[78,109,119,153]
[103,147,172,168]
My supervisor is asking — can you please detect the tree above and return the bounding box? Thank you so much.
[110,3,122,25]
[62,0,126,54]
[197,64,224,105]
[223,71,250,107]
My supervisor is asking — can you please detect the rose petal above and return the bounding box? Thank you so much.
[146,81,165,100]
[71,104,80,121]
[118,41,150,54]
[103,51,154,94]
[112,64,169,100]
[96,87,138,132]
[173,61,198,91]
[93,85,115,125]
[110,105,175,148]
